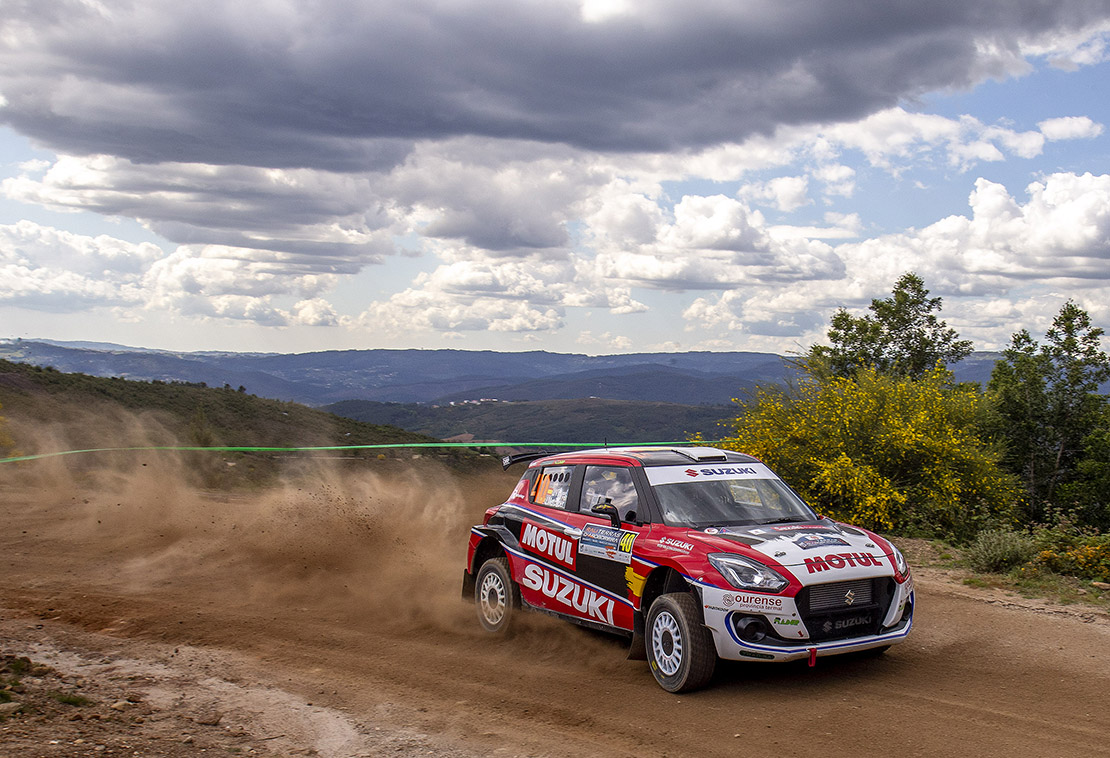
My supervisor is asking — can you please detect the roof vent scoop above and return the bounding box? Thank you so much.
[677,447,729,462]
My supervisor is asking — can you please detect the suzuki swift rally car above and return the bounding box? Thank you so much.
[463,446,914,692]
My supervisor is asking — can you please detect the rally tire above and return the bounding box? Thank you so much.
[475,557,519,634]
[645,592,716,693]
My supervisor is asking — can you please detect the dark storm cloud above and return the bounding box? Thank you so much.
[3,156,394,265]
[2,0,1107,170]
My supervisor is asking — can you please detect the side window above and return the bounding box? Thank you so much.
[531,465,574,509]
[580,466,640,521]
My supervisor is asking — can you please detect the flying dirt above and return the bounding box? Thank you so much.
[2,447,1109,757]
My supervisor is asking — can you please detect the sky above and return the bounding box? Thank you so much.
[1,1,1110,357]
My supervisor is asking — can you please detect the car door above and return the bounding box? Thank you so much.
[567,464,648,629]
[507,462,637,631]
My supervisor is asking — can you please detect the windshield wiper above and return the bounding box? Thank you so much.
[754,516,812,525]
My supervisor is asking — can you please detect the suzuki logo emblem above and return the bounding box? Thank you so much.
[844,589,856,605]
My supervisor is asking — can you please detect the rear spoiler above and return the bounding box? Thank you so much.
[501,451,552,470]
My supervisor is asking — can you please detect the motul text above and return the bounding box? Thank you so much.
[804,552,885,573]
[520,520,576,569]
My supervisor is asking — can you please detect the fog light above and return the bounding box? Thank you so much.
[734,616,768,642]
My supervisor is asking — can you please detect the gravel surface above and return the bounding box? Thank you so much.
[3,464,1109,757]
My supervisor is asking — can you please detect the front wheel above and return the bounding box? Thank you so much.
[645,592,716,693]
[474,557,519,634]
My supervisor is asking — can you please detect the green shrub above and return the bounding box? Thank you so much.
[965,529,1036,573]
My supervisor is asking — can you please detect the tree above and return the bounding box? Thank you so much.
[723,365,1018,541]
[808,273,973,379]
[986,301,1110,522]
[1057,405,1110,530]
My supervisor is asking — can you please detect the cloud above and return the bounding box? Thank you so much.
[2,3,1109,349]
[358,291,566,335]
[290,298,340,327]
[1038,115,1105,140]
[812,164,856,198]
[0,221,354,327]
[818,108,1048,171]
[2,156,397,271]
[844,172,1110,291]
[1024,19,1110,70]
[769,212,863,241]
[738,176,811,212]
[577,330,633,352]
[353,250,648,335]
[681,171,1110,349]
[3,1,1108,168]
[144,245,338,299]
[683,289,829,343]
[0,220,159,310]
[391,144,600,253]
[593,194,843,290]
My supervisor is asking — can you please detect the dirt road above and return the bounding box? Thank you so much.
[2,459,1108,757]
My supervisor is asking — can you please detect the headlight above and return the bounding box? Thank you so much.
[892,545,910,580]
[708,553,789,593]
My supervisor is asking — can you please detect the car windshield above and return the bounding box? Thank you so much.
[651,475,818,529]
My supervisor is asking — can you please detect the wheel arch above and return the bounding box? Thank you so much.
[462,535,510,601]
[634,565,703,638]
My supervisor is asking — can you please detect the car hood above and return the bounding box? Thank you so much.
[687,521,895,580]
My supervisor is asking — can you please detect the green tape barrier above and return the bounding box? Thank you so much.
[0,440,725,464]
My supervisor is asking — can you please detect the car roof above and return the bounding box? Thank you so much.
[526,446,760,468]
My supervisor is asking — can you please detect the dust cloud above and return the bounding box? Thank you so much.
[2,413,633,670]
[9,459,507,622]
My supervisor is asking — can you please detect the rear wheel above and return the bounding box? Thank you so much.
[645,592,716,692]
[474,557,519,634]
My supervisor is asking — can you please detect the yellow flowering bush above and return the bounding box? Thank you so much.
[721,365,1020,540]
[1034,539,1110,581]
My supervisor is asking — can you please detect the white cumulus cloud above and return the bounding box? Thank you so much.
[1038,115,1105,140]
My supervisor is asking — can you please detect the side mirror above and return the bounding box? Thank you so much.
[591,500,621,529]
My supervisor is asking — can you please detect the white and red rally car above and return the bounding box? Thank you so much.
[463,446,914,692]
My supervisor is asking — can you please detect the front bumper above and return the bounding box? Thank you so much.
[698,577,914,662]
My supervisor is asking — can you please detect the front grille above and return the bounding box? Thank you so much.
[793,578,895,642]
[807,579,873,611]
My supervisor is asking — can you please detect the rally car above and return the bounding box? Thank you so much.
[462,446,914,692]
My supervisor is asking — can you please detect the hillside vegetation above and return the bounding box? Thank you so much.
[0,359,479,483]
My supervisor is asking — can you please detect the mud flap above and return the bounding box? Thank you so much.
[461,569,476,602]
[627,629,647,660]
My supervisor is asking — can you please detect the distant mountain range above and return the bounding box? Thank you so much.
[0,338,1005,407]
[322,397,736,444]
